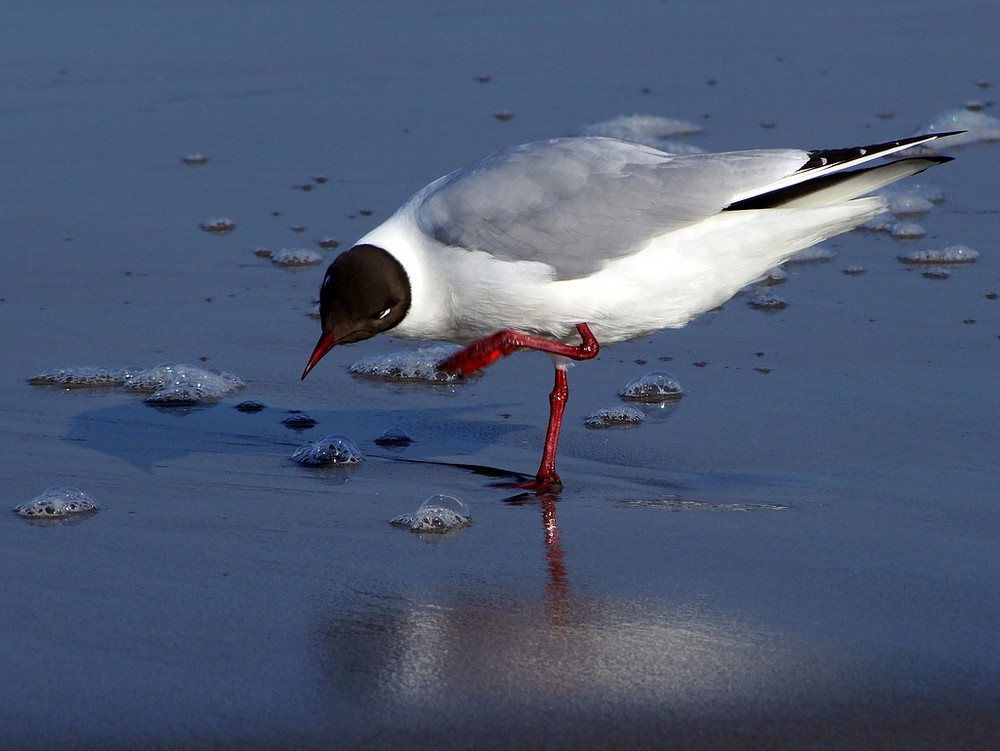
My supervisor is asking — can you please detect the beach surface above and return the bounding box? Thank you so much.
[2,2,999,749]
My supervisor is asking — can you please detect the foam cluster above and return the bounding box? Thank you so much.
[898,246,980,265]
[264,248,323,266]
[574,114,705,153]
[27,366,141,388]
[349,345,462,382]
[29,363,246,405]
[127,364,246,405]
[914,109,1000,149]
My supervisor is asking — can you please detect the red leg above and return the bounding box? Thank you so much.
[517,366,570,492]
[438,324,599,492]
[438,323,599,377]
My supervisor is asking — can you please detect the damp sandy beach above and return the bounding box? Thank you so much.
[2,2,999,749]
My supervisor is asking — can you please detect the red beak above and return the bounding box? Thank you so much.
[301,331,339,380]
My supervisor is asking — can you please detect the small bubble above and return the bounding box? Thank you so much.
[374,427,413,447]
[859,216,895,233]
[786,246,834,263]
[619,371,683,402]
[906,183,945,204]
[390,494,471,533]
[292,434,364,466]
[922,267,951,280]
[887,194,934,218]
[182,153,208,165]
[235,400,265,413]
[15,487,99,519]
[748,294,787,311]
[200,218,236,234]
[889,221,925,240]
[758,268,786,287]
[283,413,318,430]
[584,405,645,429]
[269,248,323,266]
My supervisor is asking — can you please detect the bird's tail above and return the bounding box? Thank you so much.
[728,155,951,211]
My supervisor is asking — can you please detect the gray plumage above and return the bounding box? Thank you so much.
[416,137,808,280]
[413,135,949,281]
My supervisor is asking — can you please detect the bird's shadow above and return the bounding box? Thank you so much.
[61,397,531,475]
[59,394,780,505]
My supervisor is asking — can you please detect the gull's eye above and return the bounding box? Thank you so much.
[377,308,392,320]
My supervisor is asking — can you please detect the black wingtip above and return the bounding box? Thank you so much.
[922,130,966,140]
[898,130,967,147]
[725,154,955,212]
[804,131,966,170]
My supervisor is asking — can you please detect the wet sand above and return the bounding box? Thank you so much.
[3,2,999,749]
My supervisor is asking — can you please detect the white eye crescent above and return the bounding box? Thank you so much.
[377,308,392,319]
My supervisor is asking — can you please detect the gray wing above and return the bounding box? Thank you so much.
[415,137,808,280]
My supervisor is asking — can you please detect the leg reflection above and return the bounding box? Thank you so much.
[540,495,570,625]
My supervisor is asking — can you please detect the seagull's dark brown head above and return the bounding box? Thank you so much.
[301,244,411,379]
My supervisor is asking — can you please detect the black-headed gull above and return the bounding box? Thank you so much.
[302,133,957,492]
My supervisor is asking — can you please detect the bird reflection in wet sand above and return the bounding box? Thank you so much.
[507,493,570,624]
[313,494,819,746]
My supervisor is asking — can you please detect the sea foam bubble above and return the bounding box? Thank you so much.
[291,434,364,466]
[15,487,99,519]
[29,363,246,405]
[585,405,646,428]
[390,494,471,533]
[574,114,705,152]
[349,345,463,383]
[899,245,980,265]
[619,371,683,402]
